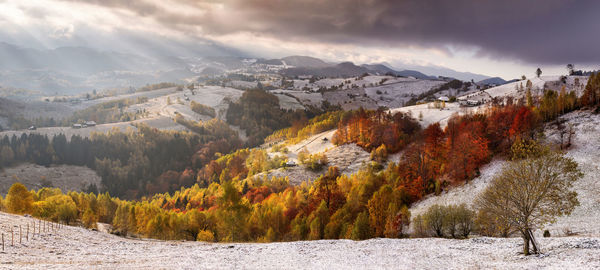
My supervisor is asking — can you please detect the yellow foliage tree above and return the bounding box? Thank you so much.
[6,182,33,214]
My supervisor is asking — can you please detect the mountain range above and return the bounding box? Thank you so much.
[0,42,498,96]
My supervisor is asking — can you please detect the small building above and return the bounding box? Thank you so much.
[466,100,481,106]
[285,161,297,167]
[28,126,37,130]
[85,121,97,127]
[438,96,450,102]
[72,124,82,129]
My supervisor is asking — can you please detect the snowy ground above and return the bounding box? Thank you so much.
[262,130,370,185]
[391,102,483,128]
[273,93,305,110]
[0,116,187,140]
[543,110,600,236]
[127,85,243,120]
[0,212,598,269]
[0,163,102,196]
[365,78,445,108]
[409,159,505,229]
[409,109,600,237]
[481,75,588,100]
[0,85,246,140]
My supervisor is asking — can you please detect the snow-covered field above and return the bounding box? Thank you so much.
[391,102,480,128]
[0,163,102,196]
[365,78,445,108]
[481,75,588,99]
[0,85,245,140]
[262,130,370,185]
[409,109,600,237]
[127,85,243,120]
[0,116,187,140]
[273,93,305,110]
[1,212,599,269]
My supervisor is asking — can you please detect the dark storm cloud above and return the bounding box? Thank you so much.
[60,0,600,64]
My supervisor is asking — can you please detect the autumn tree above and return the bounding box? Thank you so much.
[367,185,395,237]
[351,211,371,240]
[475,150,582,255]
[384,205,410,238]
[311,166,345,211]
[581,72,600,107]
[6,182,33,214]
[448,121,489,181]
[216,181,250,241]
[536,68,542,78]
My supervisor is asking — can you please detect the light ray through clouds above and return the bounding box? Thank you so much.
[0,0,598,79]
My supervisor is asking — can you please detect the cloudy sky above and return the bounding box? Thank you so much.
[1,0,599,79]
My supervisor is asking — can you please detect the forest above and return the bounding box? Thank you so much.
[0,120,242,198]
[226,89,331,146]
[0,74,598,243]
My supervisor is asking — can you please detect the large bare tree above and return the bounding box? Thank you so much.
[475,150,582,255]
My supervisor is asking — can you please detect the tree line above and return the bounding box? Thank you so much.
[0,121,242,198]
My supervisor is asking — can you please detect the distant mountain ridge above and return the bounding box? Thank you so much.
[0,42,185,74]
[477,77,507,85]
[268,55,491,81]
[280,59,437,79]
[281,56,330,68]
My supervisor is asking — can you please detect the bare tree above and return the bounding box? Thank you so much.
[475,149,582,255]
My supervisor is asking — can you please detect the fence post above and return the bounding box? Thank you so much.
[27,223,29,241]
[39,220,41,234]
[11,228,13,246]
[2,233,4,251]
[19,225,22,244]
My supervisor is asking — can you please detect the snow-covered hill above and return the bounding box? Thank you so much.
[409,109,600,237]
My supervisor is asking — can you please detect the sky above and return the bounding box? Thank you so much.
[0,0,599,79]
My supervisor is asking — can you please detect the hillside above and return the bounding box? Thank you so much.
[409,109,600,237]
[0,85,245,139]
[477,77,507,86]
[0,163,102,196]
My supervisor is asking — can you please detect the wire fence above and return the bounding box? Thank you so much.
[1,215,64,252]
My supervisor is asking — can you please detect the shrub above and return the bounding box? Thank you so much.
[197,230,215,242]
[82,209,98,229]
[455,204,475,238]
[419,204,474,238]
[298,148,328,171]
[370,144,388,163]
[423,204,445,237]
[543,230,551,238]
[411,214,427,237]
